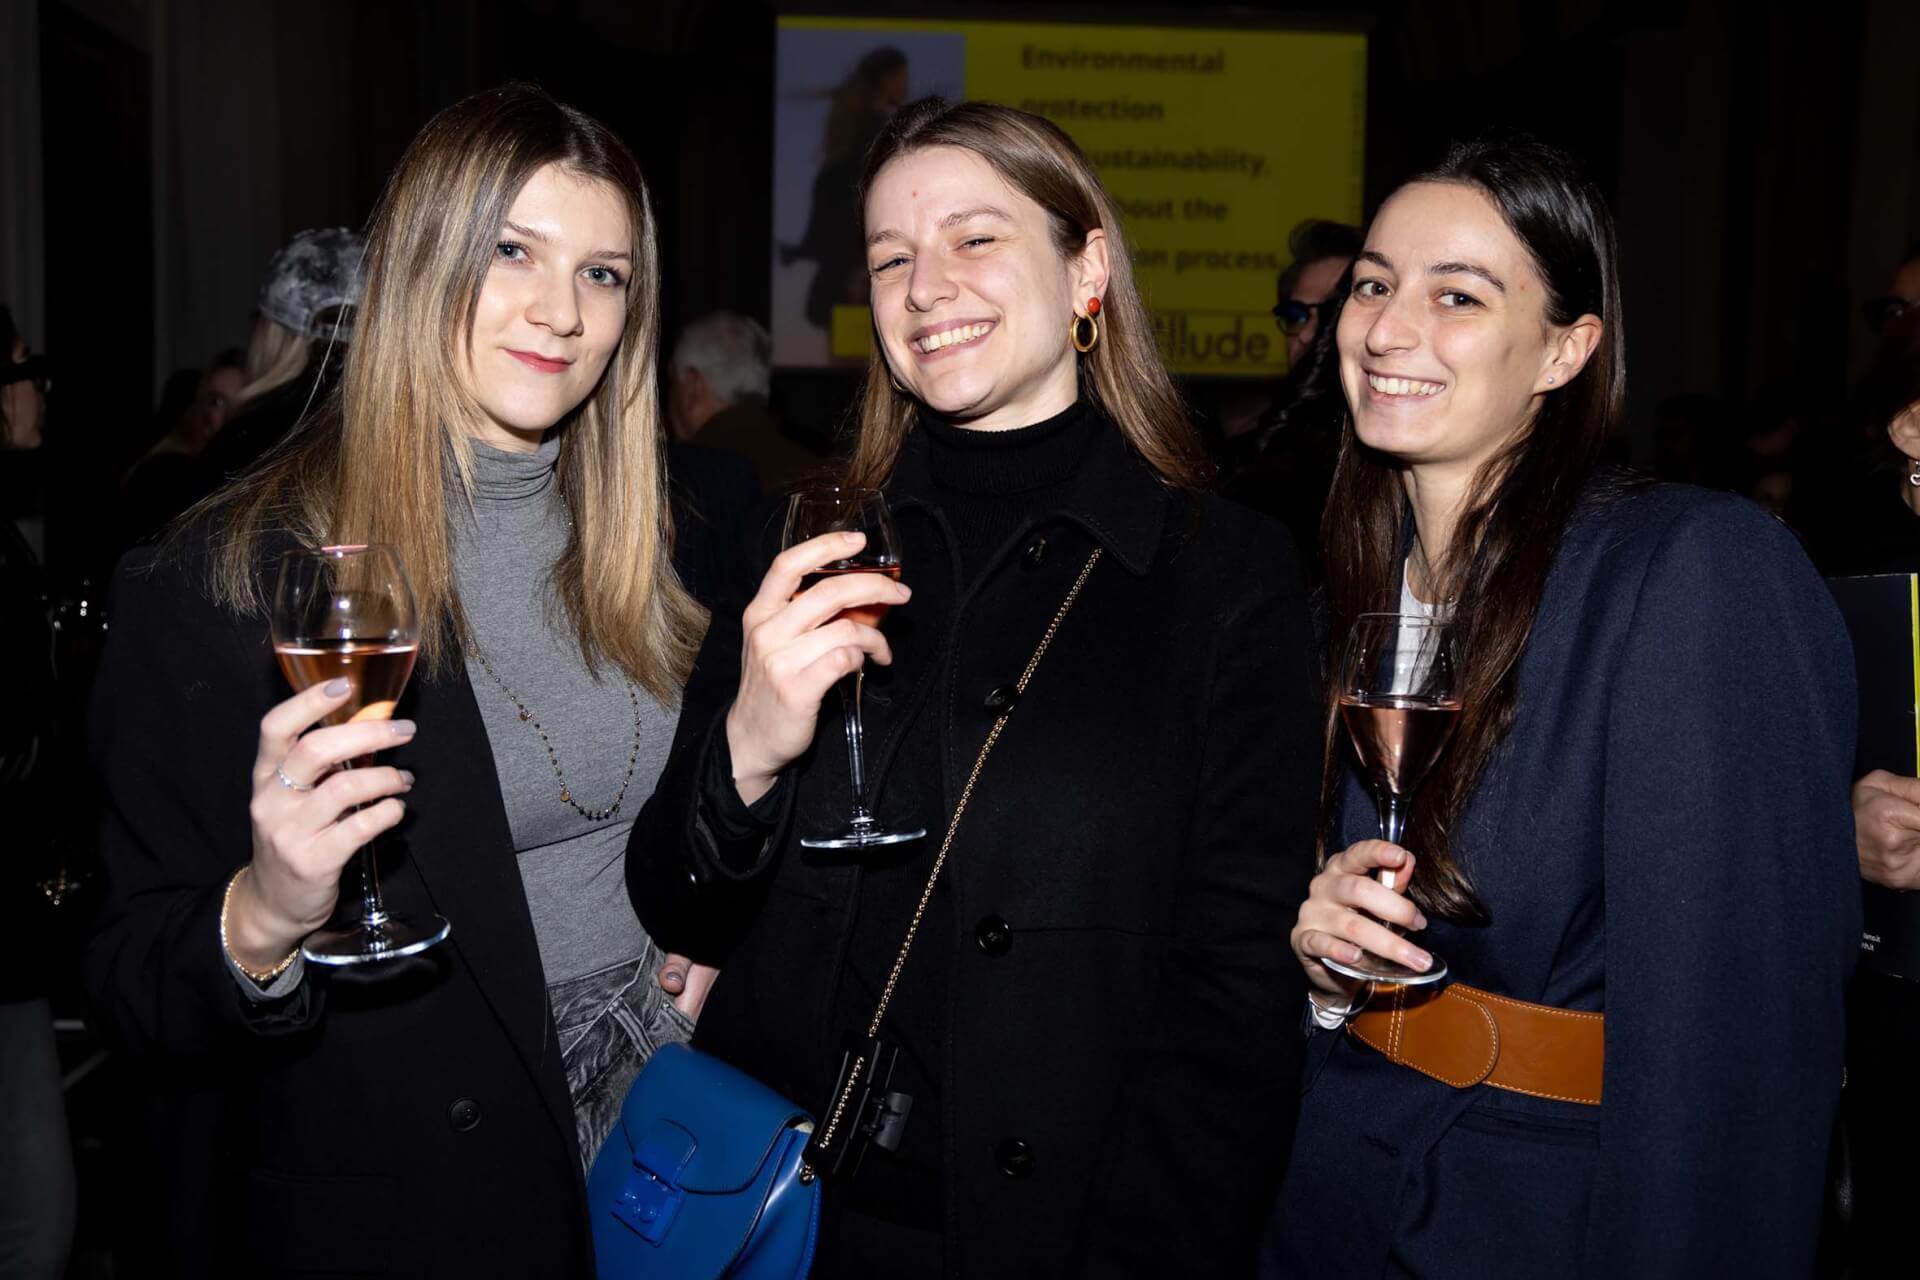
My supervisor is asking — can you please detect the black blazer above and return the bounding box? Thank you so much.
[629,422,1322,1277]
[83,531,591,1277]
[1267,484,1860,1278]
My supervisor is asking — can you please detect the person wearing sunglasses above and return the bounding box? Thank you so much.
[1272,218,1360,369]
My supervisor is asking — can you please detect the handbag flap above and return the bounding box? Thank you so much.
[615,1043,814,1195]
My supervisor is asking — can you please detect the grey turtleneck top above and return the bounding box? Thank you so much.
[452,435,678,985]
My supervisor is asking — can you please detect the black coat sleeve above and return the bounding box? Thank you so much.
[1073,518,1322,1273]
[627,507,794,963]
[82,546,325,1061]
[1586,497,1858,1275]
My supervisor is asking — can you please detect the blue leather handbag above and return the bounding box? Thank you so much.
[587,1042,820,1279]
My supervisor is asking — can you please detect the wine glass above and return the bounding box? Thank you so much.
[784,487,925,849]
[1326,612,1462,987]
[270,544,450,966]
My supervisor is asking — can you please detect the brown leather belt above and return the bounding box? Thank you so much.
[1348,982,1604,1106]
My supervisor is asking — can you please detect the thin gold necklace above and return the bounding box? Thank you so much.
[466,641,644,821]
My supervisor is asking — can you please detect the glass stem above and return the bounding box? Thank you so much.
[342,758,390,938]
[1377,791,1408,847]
[842,671,873,828]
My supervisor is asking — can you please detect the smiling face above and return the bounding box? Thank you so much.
[864,146,1107,432]
[460,163,634,451]
[1339,181,1597,484]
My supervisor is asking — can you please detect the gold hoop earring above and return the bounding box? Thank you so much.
[1070,312,1100,354]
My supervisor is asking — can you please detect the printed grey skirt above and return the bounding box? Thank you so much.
[553,940,696,1170]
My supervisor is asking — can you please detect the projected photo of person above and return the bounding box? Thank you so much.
[771,28,963,367]
[782,48,908,331]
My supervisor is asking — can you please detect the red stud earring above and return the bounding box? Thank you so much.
[1086,297,1101,317]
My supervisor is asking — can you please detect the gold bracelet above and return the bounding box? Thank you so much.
[220,866,300,986]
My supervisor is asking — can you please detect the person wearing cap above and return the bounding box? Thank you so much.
[193,226,367,490]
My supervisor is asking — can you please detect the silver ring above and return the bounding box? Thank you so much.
[275,761,317,793]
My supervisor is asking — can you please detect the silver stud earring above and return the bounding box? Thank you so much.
[1908,458,1920,488]
[1546,375,1557,385]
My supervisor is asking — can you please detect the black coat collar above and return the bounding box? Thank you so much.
[883,403,1172,576]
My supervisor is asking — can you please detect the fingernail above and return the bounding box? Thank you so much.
[662,969,685,990]
[843,531,864,543]
[398,770,416,786]
[1414,914,1428,930]
[323,678,350,696]
[1411,949,1432,970]
[390,720,417,737]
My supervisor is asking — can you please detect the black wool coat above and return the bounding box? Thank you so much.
[1266,485,1860,1278]
[628,421,1322,1277]
[84,531,592,1277]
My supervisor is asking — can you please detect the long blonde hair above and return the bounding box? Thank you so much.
[843,99,1209,492]
[202,83,703,697]
[229,314,319,413]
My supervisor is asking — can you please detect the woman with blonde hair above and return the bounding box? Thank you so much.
[86,83,702,1273]
[629,98,1321,1275]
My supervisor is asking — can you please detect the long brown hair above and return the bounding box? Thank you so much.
[1320,136,1627,923]
[199,83,702,698]
[841,98,1210,492]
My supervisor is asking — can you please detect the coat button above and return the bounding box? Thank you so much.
[975,915,1012,956]
[1022,537,1050,570]
[983,684,1020,716]
[448,1097,482,1132]
[995,1138,1035,1179]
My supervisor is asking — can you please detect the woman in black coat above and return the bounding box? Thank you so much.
[627,99,1321,1277]
[84,86,705,1275]
[1267,139,1859,1276]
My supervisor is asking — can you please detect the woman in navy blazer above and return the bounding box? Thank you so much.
[1266,138,1859,1277]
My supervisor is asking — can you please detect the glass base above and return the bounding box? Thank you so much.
[1323,948,1449,987]
[800,823,926,850]
[302,913,451,967]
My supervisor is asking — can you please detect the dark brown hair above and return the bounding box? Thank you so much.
[1320,136,1626,923]
[841,98,1209,492]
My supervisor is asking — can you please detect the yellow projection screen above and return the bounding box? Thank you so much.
[771,15,1367,377]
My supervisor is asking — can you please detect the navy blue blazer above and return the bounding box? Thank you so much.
[1266,483,1859,1278]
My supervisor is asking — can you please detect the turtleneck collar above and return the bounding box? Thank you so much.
[468,432,560,504]
[918,397,1099,498]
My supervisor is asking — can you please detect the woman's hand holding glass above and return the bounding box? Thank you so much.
[725,530,912,806]
[1291,841,1433,1008]
[226,680,417,973]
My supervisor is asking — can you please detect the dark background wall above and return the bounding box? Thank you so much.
[2,0,1917,585]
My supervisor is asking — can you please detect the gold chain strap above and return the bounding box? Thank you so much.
[808,546,1104,1168]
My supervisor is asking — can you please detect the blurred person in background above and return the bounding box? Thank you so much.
[1275,218,1363,371]
[0,302,75,1280]
[1217,218,1362,461]
[1860,245,1920,345]
[194,227,365,490]
[119,348,246,548]
[667,310,819,495]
